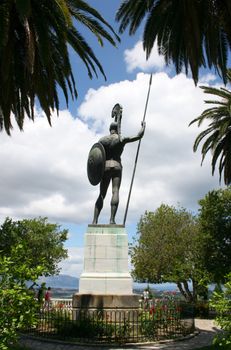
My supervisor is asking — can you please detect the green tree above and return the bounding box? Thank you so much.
[0,0,119,135]
[190,71,231,185]
[0,217,68,276]
[0,244,48,350]
[210,273,231,347]
[116,0,231,84]
[198,187,231,284]
[131,204,207,302]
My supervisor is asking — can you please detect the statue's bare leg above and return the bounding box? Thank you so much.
[110,170,121,224]
[92,171,111,224]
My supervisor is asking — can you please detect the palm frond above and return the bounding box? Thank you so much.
[190,74,231,184]
[67,26,106,79]
[212,139,225,174]
[193,126,216,151]
[0,0,119,134]
[200,85,231,100]
[116,0,231,85]
[69,0,120,42]
[116,0,152,35]
[201,132,219,161]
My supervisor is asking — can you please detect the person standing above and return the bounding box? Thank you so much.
[37,282,46,308]
[44,287,52,309]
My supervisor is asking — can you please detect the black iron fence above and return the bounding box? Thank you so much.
[23,301,194,344]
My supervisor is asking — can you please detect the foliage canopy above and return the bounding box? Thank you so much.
[211,273,231,347]
[116,0,231,85]
[0,217,68,276]
[132,188,231,301]
[0,0,119,134]
[0,245,48,350]
[131,204,207,302]
[198,187,231,284]
[190,71,231,185]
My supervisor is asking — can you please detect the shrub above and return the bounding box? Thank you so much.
[0,245,47,350]
[139,300,182,339]
[210,273,231,347]
[193,302,210,318]
[50,309,115,339]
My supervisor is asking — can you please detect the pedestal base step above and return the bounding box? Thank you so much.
[72,294,140,310]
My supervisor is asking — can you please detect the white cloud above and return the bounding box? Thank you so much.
[0,72,223,233]
[124,40,165,73]
[0,110,96,224]
[78,72,223,224]
[199,73,217,84]
[59,247,84,277]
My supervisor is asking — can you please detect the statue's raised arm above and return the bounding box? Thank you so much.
[121,121,146,144]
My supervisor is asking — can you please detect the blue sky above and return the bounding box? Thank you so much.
[0,1,225,277]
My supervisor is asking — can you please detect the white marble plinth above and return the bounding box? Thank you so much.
[79,225,133,295]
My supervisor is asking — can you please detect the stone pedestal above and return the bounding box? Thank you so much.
[72,294,140,310]
[78,224,133,295]
[73,224,139,311]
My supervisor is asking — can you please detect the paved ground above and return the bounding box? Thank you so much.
[20,319,220,350]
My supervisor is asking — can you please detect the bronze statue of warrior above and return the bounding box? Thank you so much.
[87,103,145,225]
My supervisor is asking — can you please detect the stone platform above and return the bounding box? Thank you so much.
[78,224,133,295]
[73,224,140,312]
[72,294,140,310]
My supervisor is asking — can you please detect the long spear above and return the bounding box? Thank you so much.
[123,74,153,226]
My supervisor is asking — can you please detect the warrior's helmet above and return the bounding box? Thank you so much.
[109,121,118,132]
[111,103,122,121]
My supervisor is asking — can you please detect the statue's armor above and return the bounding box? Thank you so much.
[99,134,124,170]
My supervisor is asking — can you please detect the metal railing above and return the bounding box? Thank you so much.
[23,301,194,344]
[51,298,72,310]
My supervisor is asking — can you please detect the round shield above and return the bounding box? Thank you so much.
[87,142,106,185]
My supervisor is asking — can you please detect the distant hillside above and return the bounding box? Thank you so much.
[37,274,79,289]
[36,274,179,291]
[133,281,178,291]
[34,275,215,298]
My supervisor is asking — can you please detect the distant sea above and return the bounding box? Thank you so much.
[51,283,180,299]
[35,274,216,299]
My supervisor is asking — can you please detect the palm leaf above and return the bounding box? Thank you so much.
[200,85,231,100]
[69,0,120,43]
[193,127,217,152]
[67,26,106,79]
[116,0,231,84]
[116,0,151,35]
[0,1,11,47]
[0,0,119,134]
[212,138,227,178]
[190,73,231,184]
[201,132,219,162]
